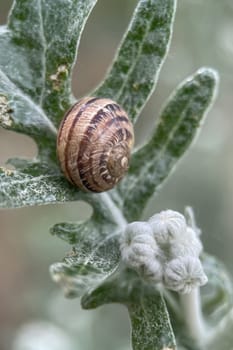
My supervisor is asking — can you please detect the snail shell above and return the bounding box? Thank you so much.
[57,97,134,192]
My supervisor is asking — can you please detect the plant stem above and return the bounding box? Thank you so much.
[180,288,205,344]
[101,192,128,228]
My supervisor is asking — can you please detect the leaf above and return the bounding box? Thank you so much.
[0,162,78,207]
[128,292,176,350]
[50,214,121,298]
[201,254,233,322]
[49,189,128,297]
[0,0,97,127]
[198,257,233,350]
[118,68,219,221]
[82,268,177,350]
[94,0,177,124]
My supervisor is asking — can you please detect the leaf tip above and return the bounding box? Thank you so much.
[49,262,81,299]
[81,293,96,310]
[195,67,219,97]
[196,66,219,84]
[196,67,220,111]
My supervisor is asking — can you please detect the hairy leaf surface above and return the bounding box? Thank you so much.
[50,191,127,297]
[82,268,176,350]
[0,0,97,126]
[95,0,176,124]
[119,68,218,221]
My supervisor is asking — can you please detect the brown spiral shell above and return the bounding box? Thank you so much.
[57,97,134,192]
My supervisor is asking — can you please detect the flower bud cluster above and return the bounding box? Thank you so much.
[119,209,207,294]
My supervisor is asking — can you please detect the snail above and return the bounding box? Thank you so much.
[57,97,134,192]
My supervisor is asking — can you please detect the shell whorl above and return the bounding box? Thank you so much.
[57,97,134,192]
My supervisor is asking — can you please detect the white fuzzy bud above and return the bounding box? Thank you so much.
[148,210,187,245]
[120,221,163,281]
[120,222,157,267]
[121,221,154,243]
[164,256,208,294]
[169,227,203,258]
[140,258,163,282]
[120,209,205,290]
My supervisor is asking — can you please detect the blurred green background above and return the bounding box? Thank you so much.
[1,0,233,349]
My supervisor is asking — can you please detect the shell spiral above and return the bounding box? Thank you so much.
[57,97,134,192]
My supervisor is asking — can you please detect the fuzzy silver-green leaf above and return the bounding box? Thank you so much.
[0,0,97,127]
[82,268,176,350]
[118,68,219,221]
[95,0,176,124]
